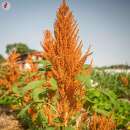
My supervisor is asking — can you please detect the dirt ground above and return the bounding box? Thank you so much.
[0,105,24,130]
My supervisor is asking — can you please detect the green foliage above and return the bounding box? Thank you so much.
[0,95,17,105]
[76,73,91,87]
[9,69,58,129]
[75,65,91,87]
[85,87,130,129]
[38,60,52,71]
[92,69,130,98]
[12,79,46,103]
[22,80,45,94]
[1,60,130,130]
[75,68,130,129]
[85,69,130,129]
[49,77,58,91]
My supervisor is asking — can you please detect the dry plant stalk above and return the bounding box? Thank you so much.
[42,0,92,126]
[89,113,116,130]
[76,110,88,130]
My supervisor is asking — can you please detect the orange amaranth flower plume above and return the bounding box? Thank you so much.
[42,0,92,126]
[0,50,20,90]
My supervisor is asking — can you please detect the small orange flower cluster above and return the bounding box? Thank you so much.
[120,76,129,87]
[89,113,116,130]
[28,108,37,121]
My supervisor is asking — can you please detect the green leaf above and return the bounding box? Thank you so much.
[12,84,23,96]
[76,73,91,87]
[18,103,31,118]
[49,78,58,91]
[36,111,48,125]
[22,80,45,94]
[0,96,16,105]
[31,87,47,101]
[93,107,110,116]
[53,117,63,123]
[39,60,52,71]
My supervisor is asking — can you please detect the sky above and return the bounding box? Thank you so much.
[0,0,130,66]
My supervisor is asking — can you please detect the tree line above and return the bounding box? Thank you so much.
[0,43,34,63]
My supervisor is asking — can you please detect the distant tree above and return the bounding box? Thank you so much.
[6,43,34,55]
[0,54,5,63]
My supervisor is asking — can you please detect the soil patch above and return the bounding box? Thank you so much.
[0,105,24,130]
